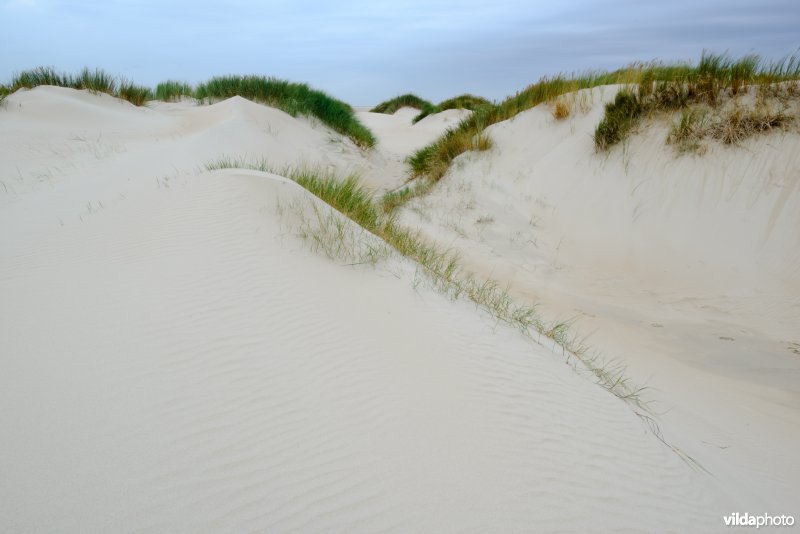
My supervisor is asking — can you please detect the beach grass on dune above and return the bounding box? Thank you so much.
[204,156,651,412]
[412,94,493,123]
[11,66,72,89]
[9,66,152,106]
[118,79,154,107]
[74,67,117,94]
[407,73,620,184]
[405,51,800,191]
[155,80,194,102]
[195,75,375,149]
[594,51,800,151]
[371,93,433,114]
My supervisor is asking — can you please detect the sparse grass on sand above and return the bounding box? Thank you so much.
[412,94,493,123]
[205,155,648,411]
[594,52,800,151]
[552,98,571,120]
[370,93,433,114]
[404,52,800,196]
[9,66,153,106]
[196,75,375,149]
[406,73,620,187]
[210,156,708,469]
[155,80,194,102]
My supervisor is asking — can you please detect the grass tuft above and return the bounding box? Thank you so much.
[11,66,71,89]
[594,90,643,151]
[371,93,433,114]
[666,108,708,153]
[155,80,194,102]
[195,75,375,148]
[118,79,154,106]
[710,104,790,144]
[74,67,117,94]
[552,98,571,120]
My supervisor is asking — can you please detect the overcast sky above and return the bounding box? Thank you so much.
[1,0,798,105]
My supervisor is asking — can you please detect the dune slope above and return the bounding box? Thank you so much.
[398,85,800,513]
[0,87,740,532]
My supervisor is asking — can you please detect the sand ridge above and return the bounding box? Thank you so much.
[0,85,791,532]
[396,85,800,514]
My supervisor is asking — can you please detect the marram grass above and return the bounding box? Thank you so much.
[195,75,375,149]
[155,80,194,102]
[407,51,800,189]
[204,156,649,412]
[594,51,800,151]
[371,93,433,114]
[9,66,151,106]
[118,79,154,107]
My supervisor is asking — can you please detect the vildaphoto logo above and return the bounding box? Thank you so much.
[723,512,795,528]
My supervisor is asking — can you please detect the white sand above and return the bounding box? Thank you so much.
[0,86,790,532]
[398,86,800,515]
[355,106,472,191]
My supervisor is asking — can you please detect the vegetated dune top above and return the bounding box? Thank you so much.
[0,86,735,532]
[0,86,464,197]
[397,84,800,513]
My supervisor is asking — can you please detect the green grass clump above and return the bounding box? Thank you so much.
[293,170,381,231]
[9,66,154,107]
[594,90,643,151]
[412,94,492,123]
[11,66,71,89]
[118,79,154,106]
[74,67,117,94]
[195,75,375,149]
[155,80,194,102]
[370,93,433,114]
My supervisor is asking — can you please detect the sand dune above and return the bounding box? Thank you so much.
[398,86,800,513]
[0,86,792,532]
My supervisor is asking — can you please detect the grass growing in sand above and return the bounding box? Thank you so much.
[403,51,800,195]
[371,93,433,114]
[407,73,622,185]
[118,79,154,107]
[411,94,493,123]
[155,80,194,102]
[594,52,800,151]
[9,66,154,106]
[196,75,375,149]
[205,156,647,411]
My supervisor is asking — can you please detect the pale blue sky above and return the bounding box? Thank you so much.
[1,0,798,104]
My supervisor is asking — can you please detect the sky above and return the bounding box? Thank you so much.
[1,0,799,105]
